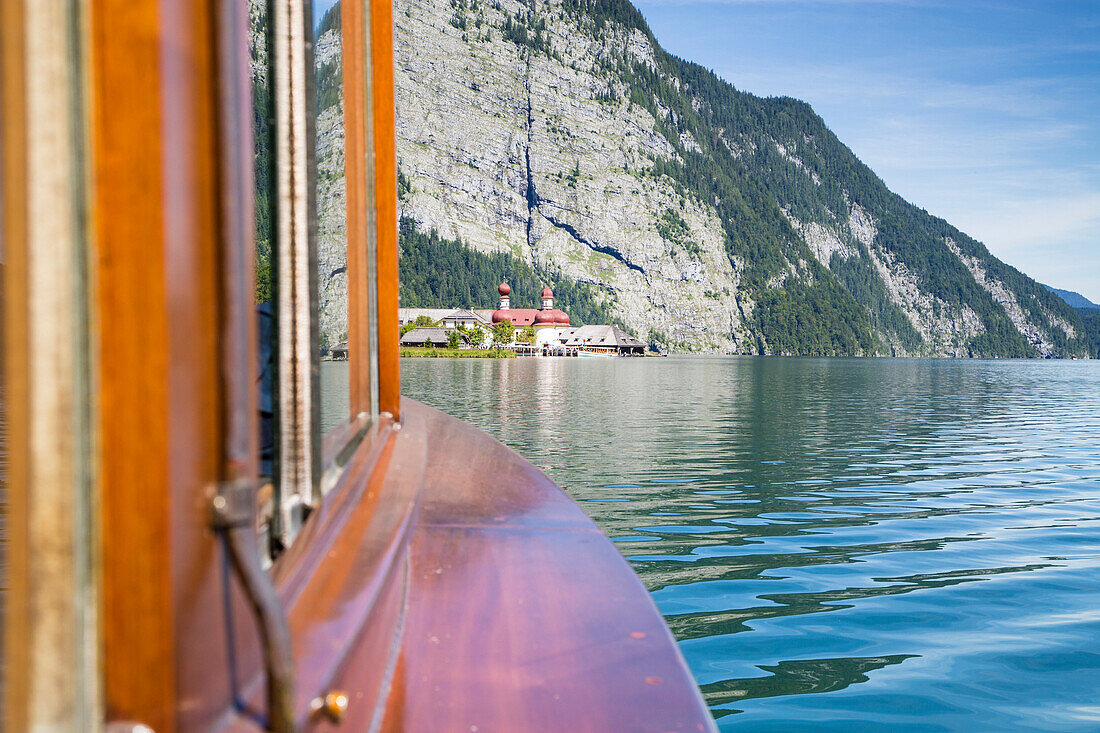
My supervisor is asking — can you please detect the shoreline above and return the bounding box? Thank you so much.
[400,346,516,358]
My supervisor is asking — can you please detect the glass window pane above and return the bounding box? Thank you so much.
[250,0,276,480]
[314,3,350,433]
[250,0,278,558]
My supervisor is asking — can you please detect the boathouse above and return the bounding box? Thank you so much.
[565,325,646,355]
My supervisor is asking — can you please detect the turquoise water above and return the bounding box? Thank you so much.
[396,356,1100,731]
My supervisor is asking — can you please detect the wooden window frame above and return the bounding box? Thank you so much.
[269,0,321,549]
[1,1,99,730]
[267,0,400,553]
[3,0,404,728]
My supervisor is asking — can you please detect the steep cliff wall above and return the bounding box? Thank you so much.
[395,0,748,351]
[389,0,1090,357]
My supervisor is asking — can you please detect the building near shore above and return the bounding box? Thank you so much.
[440,308,492,330]
[564,325,645,356]
[399,283,647,355]
[400,326,469,348]
[491,282,575,347]
[491,282,647,355]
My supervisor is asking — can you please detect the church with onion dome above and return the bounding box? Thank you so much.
[491,282,579,349]
[492,281,567,330]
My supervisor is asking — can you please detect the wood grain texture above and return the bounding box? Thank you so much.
[221,399,713,732]
[218,416,418,732]
[343,0,371,418]
[92,1,263,729]
[370,0,401,420]
[1,5,31,729]
[89,0,177,728]
[381,399,717,733]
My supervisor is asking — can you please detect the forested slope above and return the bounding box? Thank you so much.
[254,0,1091,357]
[391,0,1090,357]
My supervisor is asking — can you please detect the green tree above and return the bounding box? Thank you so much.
[397,216,622,329]
[517,326,537,344]
[447,329,462,349]
[492,320,515,345]
[467,325,485,346]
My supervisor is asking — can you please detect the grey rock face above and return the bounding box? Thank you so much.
[301,0,1087,358]
[394,0,745,351]
[315,28,348,349]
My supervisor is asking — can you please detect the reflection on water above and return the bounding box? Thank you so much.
[320,360,349,433]
[400,356,1100,731]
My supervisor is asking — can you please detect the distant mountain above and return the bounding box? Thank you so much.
[259,0,1091,357]
[1045,285,1100,311]
[1043,285,1100,358]
[387,0,1093,358]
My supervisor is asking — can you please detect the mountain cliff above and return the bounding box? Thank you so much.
[391,0,1091,357]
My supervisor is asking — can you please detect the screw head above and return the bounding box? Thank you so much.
[311,689,350,722]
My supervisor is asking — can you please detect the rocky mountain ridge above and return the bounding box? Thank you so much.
[391,0,1091,357]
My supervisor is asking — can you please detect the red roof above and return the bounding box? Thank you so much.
[491,308,538,326]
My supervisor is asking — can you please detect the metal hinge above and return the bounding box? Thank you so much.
[210,477,256,528]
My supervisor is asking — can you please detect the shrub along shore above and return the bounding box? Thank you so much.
[400,347,516,359]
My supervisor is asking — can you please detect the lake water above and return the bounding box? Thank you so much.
[388,356,1100,730]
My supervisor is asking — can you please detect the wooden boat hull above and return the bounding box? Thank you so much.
[220,398,715,731]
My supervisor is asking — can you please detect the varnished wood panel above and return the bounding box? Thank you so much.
[343,0,371,418]
[91,1,260,729]
[370,0,401,419]
[90,1,177,727]
[216,406,713,731]
[400,528,712,732]
[218,415,419,731]
[382,400,717,732]
[1,5,31,730]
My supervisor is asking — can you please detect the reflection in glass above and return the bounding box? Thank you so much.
[250,0,275,480]
[250,0,351,555]
[314,2,350,431]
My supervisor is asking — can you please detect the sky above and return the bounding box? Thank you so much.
[315,0,340,22]
[632,0,1100,302]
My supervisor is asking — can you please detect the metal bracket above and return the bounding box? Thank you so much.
[210,478,257,528]
[210,477,296,732]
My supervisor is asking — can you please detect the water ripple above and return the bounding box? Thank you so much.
[399,356,1100,731]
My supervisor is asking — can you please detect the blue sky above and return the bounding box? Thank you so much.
[633,0,1100,301]
[326,0,1098,300]
[315,0,340,23]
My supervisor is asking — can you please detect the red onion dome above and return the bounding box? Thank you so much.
[498,282,511,296]
[534,310,557,325]
[491,310,509,323]
[541,286,553,299]
[555,310,570,325]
